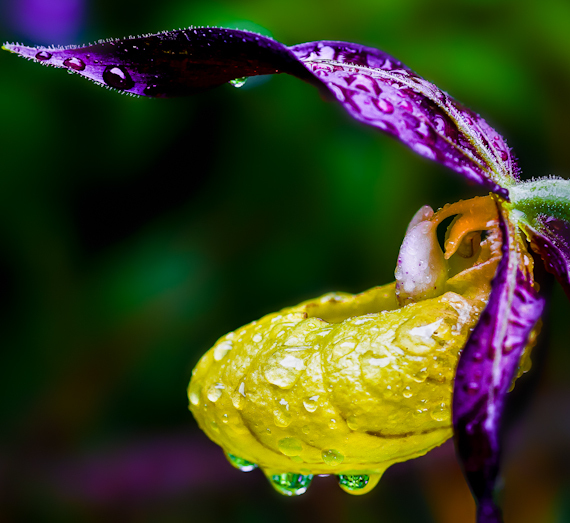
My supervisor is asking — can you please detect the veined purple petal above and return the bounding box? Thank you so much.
[452,212,544,523]
[3,29,517,195]
[526,216,570,299]
[289,41,516,197]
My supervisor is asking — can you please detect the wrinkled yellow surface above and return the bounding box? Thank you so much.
[188,197,511,480]
[189,270,498,477]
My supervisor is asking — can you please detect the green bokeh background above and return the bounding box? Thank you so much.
[1,1,570,522]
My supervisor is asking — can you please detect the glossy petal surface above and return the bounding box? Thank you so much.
[4,28,517,195]
[289,41,516,196]
[452,212,544,523]
[3,28,310,97]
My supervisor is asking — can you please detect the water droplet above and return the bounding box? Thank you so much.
[322,449,344,467]
[227,453,258,472]
[278,437,303,456]
[377,98,394,113]
[252,333,262,343]
[301,425,310,434]
[402,386,413,398]
[63,57,85,71]
[229,76,248,88]
[188,383,200,406]
[430,402,450,422]
[269,473,313,496]
[411,367,429,383]
[273,408,292,427]
[347,415,359,430]
[339,473,382,495]
[264,348,306,389]
[213,340,233,361]
[35,51,52,61]
[210,420,219,432]
[231,389,245,410]
[303,395,319,412]
[206,383,224,402]
[466,381,480,395]
[338,474,369,491]
[103,65,134,90]
[328,418,338,430]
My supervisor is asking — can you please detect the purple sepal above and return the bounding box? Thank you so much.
[452,213,544,523]
[527,216,570,299]
[3,28,311,97]
[289,41,517,197]
[4,29,517,195]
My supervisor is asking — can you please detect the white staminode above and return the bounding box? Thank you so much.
[395,206,448,304]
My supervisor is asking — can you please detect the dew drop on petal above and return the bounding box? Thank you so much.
[430,402,450,422]
[376,98,394,114]
[206,383,224,403]
[214,341,233,361]
[189,383,201,406]
[322,449,344,467]
[227,453,258,472]
[103,65,134,90]
[63,57,85,71]
[273,408,292,427]
[269,473,313,496]
[347,415,359,430]
[303,395,319,412]
[35,51,52,61]
[466,382,480,395]
[278,437,303,456]
[229,76,248,88]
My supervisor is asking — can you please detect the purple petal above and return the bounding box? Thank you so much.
[452,213,544,523]
[289,41,516,197]
[2,28,311,97]
[526,216,570,299]
[3,29,517,195]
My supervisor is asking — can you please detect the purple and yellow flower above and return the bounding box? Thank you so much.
[4,27,569,523]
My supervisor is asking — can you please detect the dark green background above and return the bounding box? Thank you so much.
[1,0,569,521]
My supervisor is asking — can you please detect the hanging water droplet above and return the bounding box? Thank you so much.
[322,449,344,467]
[35,51,52,61]
[278,437,303,456]
[338,474,369,491]
[103,65,134,90]
[269,473,313,496]
[63,57,86,71]
[229,76,248,88]
[339,473,382,495]
[227,453,258,472]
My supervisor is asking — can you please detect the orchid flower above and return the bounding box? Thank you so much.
[4,28,569,523]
